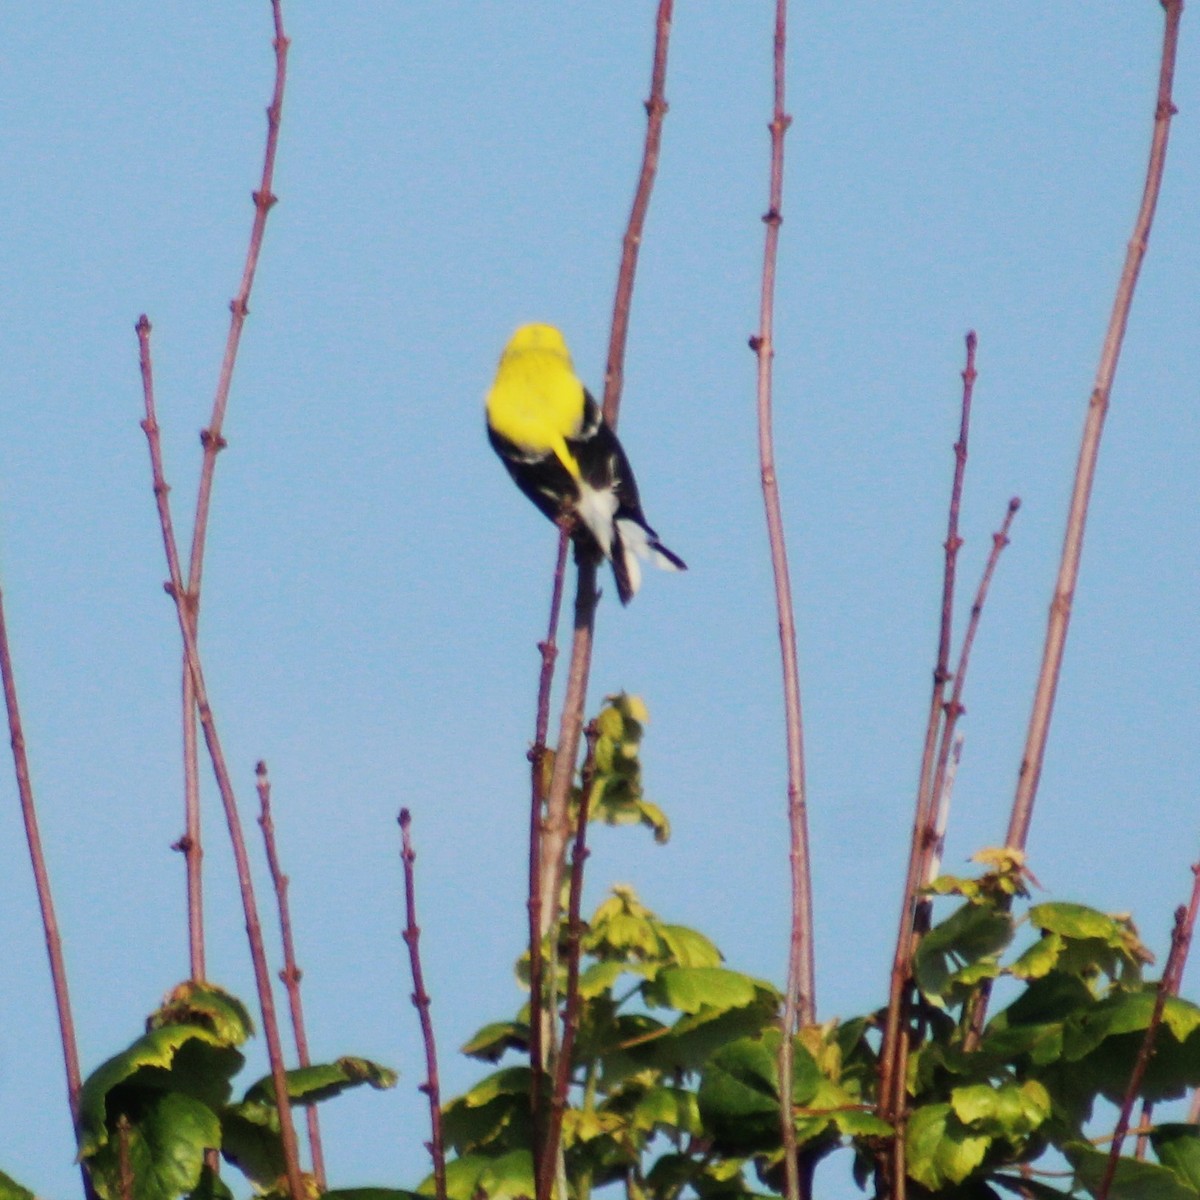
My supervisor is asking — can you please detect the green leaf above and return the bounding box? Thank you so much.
[1151,1125,1200,1191]
[905,1102,991,1190]
[87,1094,220,1200]
[476,1149,536,1200]
[658,924,723,968]
[0,1169,35,1200]
[950,1079,1051,1137]
[148,983,254,1047]
[324,1192,425,1200]
[990,1175,1075,1199]
[460,1021,529,1062]
[1065,1139,1199,1199]
[1009,933,1065,980]
[698,1038,782,1155]
[643,967,771,1015]
[577,960,648,999]
[630,1086,702,1137]
[242,1057,397,1105]
[220,1100,284,1189]
[914,900,1012,1002]
[79,1024,233,1157]
[1029,903,1122,941]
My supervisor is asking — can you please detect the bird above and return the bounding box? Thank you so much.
[485,323,686,605]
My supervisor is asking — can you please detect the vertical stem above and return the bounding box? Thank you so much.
[540,0,675,937]
[537,725,600,1200]
[602,0,674,424]
[878,333,976,1132]
[751,5,814,1199]
[528,525,570,1197]
[398,810,447,1200]
[178,0,290,982]
[539,564,598,936]
[138,316,306,1200]
[0,572,93,1200]
[1006,0,1183,854]
[257,762,326,1190]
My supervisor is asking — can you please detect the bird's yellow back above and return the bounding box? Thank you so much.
[486,324,586,478]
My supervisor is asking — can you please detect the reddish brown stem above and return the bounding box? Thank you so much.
[602,0,673,423]
[539,565,598,936]
[0,566,93,1200]
[879,332,977,1127]
[178,0,290,984]
[527,523,570,1194]
[1006,0,1182,855]
[1099,904,1191,1199]
[537,724,600,1200]
[137,316,306,1200]
[539,0,675,937]
[749,4,812,1198]
[927,499,1020,889]
[398,809,447,1200]
[256,761,326,1190]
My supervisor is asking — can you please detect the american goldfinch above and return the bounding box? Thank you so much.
[486,323,685,605]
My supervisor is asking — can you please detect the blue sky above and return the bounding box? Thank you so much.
[1,5,1197,1197]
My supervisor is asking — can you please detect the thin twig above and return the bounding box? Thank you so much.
[879,332,977,1128]
[177,0,290,983]
[538,0,675,937]
[527,522,570,1197]
[0,567,93,1200]
[928,498,1020,886]
[748,3,813,1198]
[1099,904,1190,1199]
[887,497,1020,1183]
[539,567,599,938]
[399,809,447,1200]
[602,0,674,423]
[137,316,306,1200]
[537,724,600,1200]
[1006,0,1183,854]
[257,761,326,1190]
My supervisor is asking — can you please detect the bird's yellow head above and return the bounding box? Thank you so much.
[501,323,573,366]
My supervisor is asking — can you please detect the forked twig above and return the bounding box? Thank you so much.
[257,761,326,1189]
[1006,0,1183,854]
[537,724,600,1200]
[0,569,92,1199]
[879,332,977,1125]
[178,0,290,983]
[138,316,306,1200]
[398,809,447,1200]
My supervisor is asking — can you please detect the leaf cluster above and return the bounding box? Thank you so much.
[73,981,396,1200]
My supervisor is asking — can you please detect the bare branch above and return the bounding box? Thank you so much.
[1099,902,1190,1198]
[257,761,326,1189]
[602,0,674,425]
[526,522,570,1189]
[0,559,92,1200]
[137,315,307,1200]
[879,332,977,1128]
[399,809,447,1200]
[537,724,600,1200]
[1006,0,1183,853]
[539,0,675,937]
[178,0,291,983]
[748,5,815,1198]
